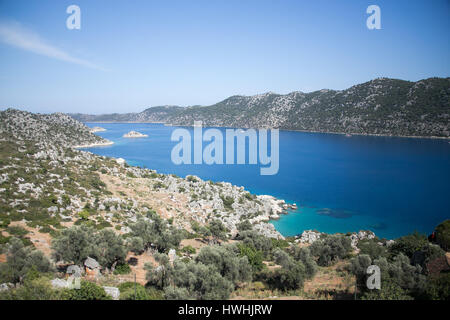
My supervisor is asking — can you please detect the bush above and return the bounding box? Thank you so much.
[128,236,145,254]
[118,282,163,300]
[435,220,450,251]
[235,230,273,256]
[78,209,90,220]
[425,273,450,300]
[351,253,427,299]
[129,217,182,253]
[361,280,414,300]
[290,246,317,279]
[145,252,235,300]
[220,195,234,210]
[62,280,111,300]
[186,175,198,183]
[164,286,191,300]
[171,261,234,300]
[388,231,428,259]
[0,276,61,300]
[181,245,196,255]
[0,237,54,284]
[310,235,352,266]
[196,245,252,285]
[237,243,264,272]
[51,225,94,265]
[357,239,388,260]
[209,220,228,241]
[92,229,127,268]
[114,263,131,275]
[52,225,126,268]
[264,249,308,291]
[236,220,252,232]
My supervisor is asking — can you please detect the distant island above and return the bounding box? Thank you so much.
[123,131,148,138]
[70,77,450,138]
[90,126,106,133]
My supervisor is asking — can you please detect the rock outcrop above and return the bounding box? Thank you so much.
[123,131,148,138]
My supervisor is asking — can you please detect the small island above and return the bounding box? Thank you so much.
[123,130,148,138]
[90,126,106,133]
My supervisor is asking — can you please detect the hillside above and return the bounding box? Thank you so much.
[70,77,450,138]
[0,110,448,301]
[70,106,183,123]
[0,108,112,147]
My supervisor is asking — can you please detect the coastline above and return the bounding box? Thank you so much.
[83,121,450,140]
[72,141,114,148]
[79,123,448,239]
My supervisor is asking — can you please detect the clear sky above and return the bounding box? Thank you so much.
[0,0,449,114]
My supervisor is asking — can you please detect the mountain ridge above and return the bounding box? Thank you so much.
[66,77,449,138]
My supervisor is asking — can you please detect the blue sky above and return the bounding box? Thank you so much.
[0,0,449,114]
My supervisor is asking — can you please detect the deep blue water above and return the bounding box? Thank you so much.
[82,123,450,240]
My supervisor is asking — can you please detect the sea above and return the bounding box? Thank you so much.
[82,123,450,240]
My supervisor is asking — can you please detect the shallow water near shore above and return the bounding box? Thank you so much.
[82,122,450,239]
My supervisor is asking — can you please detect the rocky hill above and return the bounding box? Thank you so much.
[70,77,450,138]
[0,108,112,147]
[70,106,183,123]
[0,109,285,239]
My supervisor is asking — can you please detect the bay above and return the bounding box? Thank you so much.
[82,122,450,239]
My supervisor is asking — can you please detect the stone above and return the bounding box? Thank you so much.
[84,256,100,269]
[0,283,14,291]
[297,230,322,244]
[123,131,148,138]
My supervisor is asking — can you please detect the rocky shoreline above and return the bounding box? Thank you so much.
[123,131,148,138]
[72,141,114,148]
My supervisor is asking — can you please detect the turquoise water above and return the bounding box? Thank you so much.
[82,123,450,240]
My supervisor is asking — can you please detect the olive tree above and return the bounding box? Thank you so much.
[0,237,54,283]
[51,225,94,265]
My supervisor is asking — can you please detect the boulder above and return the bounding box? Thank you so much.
[297,230,322,244]
[84,256,100,269]
[0,283,14,291]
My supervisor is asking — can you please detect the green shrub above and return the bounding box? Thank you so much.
[310,235,352,266]
[114,263,131,275]
[435,220,450,251]
[425,273,450,300]
[361,280,414,300]
[388,231,429,259]
[118,282,164,300]
[181,245,196,255]
[186,175,198,183]
[220,195,234,210]
[209,220,228,241]
[0,276,61,300]
[267,249,307,291]
[357,238,388,260]
[0,237,54,284]
[196,245,252,285]
[6,226,29,237]
[52,225,126,268]
[62,280,111,300]
[237,243,264,272]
